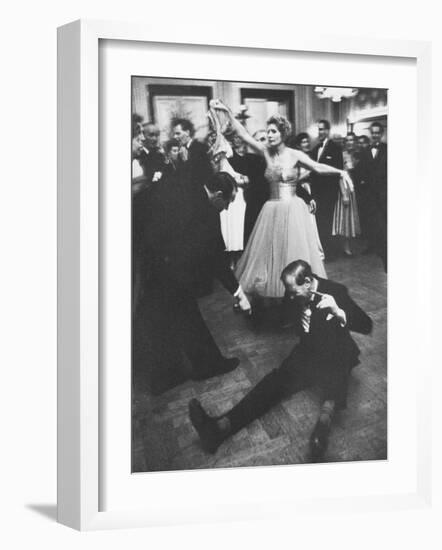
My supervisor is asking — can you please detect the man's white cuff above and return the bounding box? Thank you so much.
[337,308,347,327]
[234,285,242,298]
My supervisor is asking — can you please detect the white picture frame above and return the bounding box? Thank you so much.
[57,19,432,531]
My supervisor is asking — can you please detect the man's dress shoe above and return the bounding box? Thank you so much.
[309,420,331,462]
[188,398,223,453]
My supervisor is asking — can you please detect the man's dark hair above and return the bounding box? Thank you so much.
[281,259,313,285]
[370,121,384,134]
[357,135,370,144]
[172,117,195,137]
[318,119,331,130]
[132,113,143,137]
[344,132,357,146]
[206,171,237,202]
[165,138,180,152]
[291,132,310,150]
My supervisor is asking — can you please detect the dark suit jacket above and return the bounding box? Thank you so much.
[288,277,371,366]
[229,152,268,207]
[286,276,372,407]
[310,138,343,197]
[351,150,370,186]
[229,152,268,244]
[311,138,343,168]
[367,142,387,206]
[179,139,213,192]
[138,148,166,182]
[143,176,238,296]
[290,277,372,337]
[133,149,169,258]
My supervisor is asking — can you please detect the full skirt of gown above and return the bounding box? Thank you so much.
[332,189,361,238]
[235,195,326,298]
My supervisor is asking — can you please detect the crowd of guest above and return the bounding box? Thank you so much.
[133,112,387,273]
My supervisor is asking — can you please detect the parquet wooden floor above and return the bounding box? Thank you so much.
[132,250,387,472]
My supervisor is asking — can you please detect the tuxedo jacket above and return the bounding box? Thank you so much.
[289,277,372,408]
[229,152,268,206]
[367,142,387,205]
[143,176,238,297]
[310,139,343,198]
[179,139,213,192]
[287,277,372,370]
[311,138,344,168]
[350,150,371,187]
[138,148,166,183]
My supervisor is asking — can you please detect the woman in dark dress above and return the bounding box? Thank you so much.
[229,134,268,248]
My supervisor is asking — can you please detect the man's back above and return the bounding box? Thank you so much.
[179,139,213,192]
[144,179,236,295]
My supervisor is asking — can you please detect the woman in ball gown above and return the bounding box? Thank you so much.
[212,101,354,299]
[332,132,361,256]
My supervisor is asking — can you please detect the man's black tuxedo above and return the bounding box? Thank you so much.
[134,147,167,238]
[179,139,213,193]
[368,143,387,268]
[132,149,168,312]
[138,147,166,183]
[224,277,372,434]
[144,178,238,295]
[310,139,343,257]
[133,178,239,394]
[350,150,371,241]
[357,143,387,270]
[229,152,268,247]
[368,142,387,198]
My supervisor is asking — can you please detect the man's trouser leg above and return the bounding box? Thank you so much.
[225,348,310,434]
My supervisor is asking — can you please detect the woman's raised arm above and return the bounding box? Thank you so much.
[211,100,266,156]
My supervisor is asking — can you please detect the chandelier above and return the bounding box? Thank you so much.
[314,86,359,102]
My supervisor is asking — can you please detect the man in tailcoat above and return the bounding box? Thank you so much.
[134,171,251,395]
[189,259,372,461]
[310,119,344,260]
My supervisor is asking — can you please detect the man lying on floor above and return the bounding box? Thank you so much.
[188,259,373,462]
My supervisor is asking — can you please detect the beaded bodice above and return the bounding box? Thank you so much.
[264,153,298,201]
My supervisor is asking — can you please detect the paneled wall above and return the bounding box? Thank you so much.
[132,77,384,144]
[338,88,388,137]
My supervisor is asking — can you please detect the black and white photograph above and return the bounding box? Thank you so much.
[131,76,388,472]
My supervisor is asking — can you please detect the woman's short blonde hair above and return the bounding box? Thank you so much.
[266,115,292,142]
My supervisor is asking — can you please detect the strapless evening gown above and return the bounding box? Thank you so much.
[235,163,326,297]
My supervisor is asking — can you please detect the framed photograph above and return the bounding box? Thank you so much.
[131,74,388,474]
[57,19,432,530]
